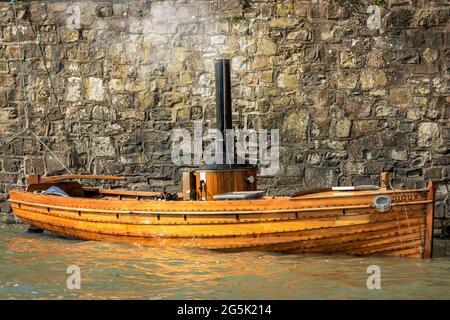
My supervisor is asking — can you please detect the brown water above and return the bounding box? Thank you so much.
[1,224,450,300]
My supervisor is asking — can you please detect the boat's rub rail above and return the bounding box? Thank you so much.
[9,198,433,216]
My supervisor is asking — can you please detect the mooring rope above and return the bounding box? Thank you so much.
[29,130,73,174]
[0,0,29,143]
[0,0,72,175]
[390,169,422,256]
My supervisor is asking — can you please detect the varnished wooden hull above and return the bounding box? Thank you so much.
[8,184,435,258]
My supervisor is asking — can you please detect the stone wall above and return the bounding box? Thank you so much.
[0,0,449,234]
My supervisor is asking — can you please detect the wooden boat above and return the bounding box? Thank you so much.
[7,172,435,258]
[6,60,436,257]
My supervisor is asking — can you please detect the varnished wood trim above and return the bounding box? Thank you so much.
[38,175,125,183]
[9,198,433,216]
[424,182,435,258]
[291,188,428,200]
[9,189,427,213]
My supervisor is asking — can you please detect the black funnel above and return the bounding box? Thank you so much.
[215,59,232,138]
[215,59,232,165]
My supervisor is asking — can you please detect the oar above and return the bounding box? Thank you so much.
[28,174,125,184]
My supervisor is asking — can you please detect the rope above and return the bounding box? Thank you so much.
[0,0,72,175]
[389,172,422,256]
[0,0,28,143]
[26,12,63,115]
[0,127,28,143]
[29,129,73,174]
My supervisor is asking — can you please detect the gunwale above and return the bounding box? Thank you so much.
[9,188,430,215]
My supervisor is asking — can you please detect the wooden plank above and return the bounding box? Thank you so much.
[290,188,332,198]
[182,171,196,200]
[275,230,424,255]
[85,188,183,199]
[39,175,125,183]
[292,188,427,200]
[424,182,435,258]
[380,172,391,189]
[347,239,424,256]
[217,223,425,252]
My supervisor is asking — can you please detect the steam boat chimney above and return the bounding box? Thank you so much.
[215,58,232,164]
[186,58,258,201]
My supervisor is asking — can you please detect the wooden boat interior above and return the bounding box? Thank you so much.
[25,173,424,204]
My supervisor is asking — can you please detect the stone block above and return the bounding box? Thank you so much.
[282,109,309,142]
[424,167,445,180]
[418,122,440,147]
[276,72,298,89]
[360,69,388,90]
[422,48,439,64]
[0,200,12,213]
[65,76,82,102]
[258,36,277,55]
[92,137,116,157]
[384,8,412,28]
[0,74,14,87]
[84,77,105,102]
[335,71,358,90]
[305,167,339,188]
[339,51,357,68]
[310,0,327,19]
[334,119,352,138]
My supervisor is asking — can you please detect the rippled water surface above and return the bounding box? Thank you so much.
[1,224,450,299]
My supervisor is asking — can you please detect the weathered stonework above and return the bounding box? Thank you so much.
[0,0,449,235]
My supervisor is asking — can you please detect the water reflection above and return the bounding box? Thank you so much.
[1,225,449,299]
